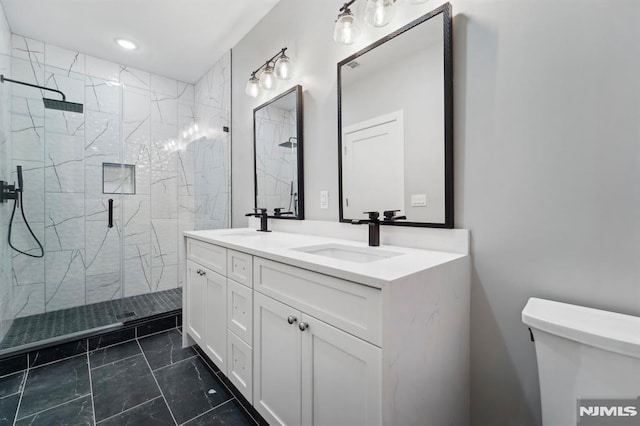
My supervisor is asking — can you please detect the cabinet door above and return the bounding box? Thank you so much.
[254,292,301,426]
[186,260,205,345]
[204,267,227,374]
[301,314,382,426]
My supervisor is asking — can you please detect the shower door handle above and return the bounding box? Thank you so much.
[108,199,113,228]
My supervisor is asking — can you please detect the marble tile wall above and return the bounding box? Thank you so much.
[0,7,12,340]
[3,34,231,318]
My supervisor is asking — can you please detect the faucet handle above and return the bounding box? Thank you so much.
[362,211,380,221]
[245,207,267,217]
[383,210,406,221]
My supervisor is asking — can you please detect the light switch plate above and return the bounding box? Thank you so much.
[411,194,427,207]
[320,191,329,209]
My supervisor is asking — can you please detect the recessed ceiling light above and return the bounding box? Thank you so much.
[115,38,137,50]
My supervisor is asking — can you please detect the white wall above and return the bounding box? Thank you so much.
[232,0,640,425]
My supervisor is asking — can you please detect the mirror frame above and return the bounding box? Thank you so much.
[253,84,305,220]
[337,3,453,228]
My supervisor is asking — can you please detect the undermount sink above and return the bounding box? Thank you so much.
[292,243,402,263]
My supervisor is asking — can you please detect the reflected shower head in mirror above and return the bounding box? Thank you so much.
[0,74,84,114]
[278,137,298,148]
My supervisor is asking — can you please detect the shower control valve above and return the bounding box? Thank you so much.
[0,181,18,204]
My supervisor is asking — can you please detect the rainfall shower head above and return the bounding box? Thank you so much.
[43,98,84,113]
[278,137,298,148]
[0,75,84,114]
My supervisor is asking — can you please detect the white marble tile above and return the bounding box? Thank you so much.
[11,35,44,75]
[195,50,230,111]
[150,122,178,172]
[85,196,119,225]
[85,76,120,115]
[86,272,122,304]
[151,219,177,267]
[44,66,84,104]
[151,93,177,125]
[123,243,151,297]
[84,110,119,166]
[123,86,150,144]
[45,44,85,75]
[151,170,177,219]
[123,195,150,246]
[85,55,120,82]
[10,57,44,99]
[12,282,44,318]
[45,249,86,311]
[85,221,120,276]
[151,264,178,292]
[11,100,44,161]
[123,143,151,195]
[45,133,85,193]
[178,82,195,103]
[45,193,85,251]
[151,74,177,96]
[120,65,150,90]
[177,148,194,197]
[178,195,196,225]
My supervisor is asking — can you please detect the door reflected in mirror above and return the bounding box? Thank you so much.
[253,85,304,219]
[338,3,453,228]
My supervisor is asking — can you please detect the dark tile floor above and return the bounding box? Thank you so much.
[0,328,259,426]
[0,288,182,351]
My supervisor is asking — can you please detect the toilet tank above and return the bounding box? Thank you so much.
[522,298,640,425]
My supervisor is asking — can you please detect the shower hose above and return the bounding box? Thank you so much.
[8,189,44,258]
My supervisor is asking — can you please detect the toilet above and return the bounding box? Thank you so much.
[522,298,640,425]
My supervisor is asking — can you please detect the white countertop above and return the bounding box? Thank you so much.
[184,228,467,288]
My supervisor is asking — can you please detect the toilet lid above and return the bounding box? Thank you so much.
[522,297,640,359]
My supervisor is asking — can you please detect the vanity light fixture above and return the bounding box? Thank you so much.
[334,1,361,45]
[364,0,397,28]
[245,48,293,98]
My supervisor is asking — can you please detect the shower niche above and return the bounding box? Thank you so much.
[102,163,136,194]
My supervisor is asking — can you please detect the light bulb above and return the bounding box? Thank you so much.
[259,65,276,90]
[333,9,360,45]
[364,0,397,28]
[274,54,293,80]
[245,75,260,97]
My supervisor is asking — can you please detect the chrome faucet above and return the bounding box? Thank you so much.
[245,208,271,232]
[352,210,406,246]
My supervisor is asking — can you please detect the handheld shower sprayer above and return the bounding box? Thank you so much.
[6,165,44,258]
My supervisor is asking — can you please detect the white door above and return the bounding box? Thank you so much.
[301,314,382,426]
[186,260,205,345]
[343,110,405,218]
[253,292,302,426]
[204,267,227,374]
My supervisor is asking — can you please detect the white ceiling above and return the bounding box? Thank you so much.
[0,0,281,83]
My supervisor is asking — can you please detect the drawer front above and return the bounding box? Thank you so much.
[227,250,253,287]
[227,279,253,345]
[227,330,253,403]
[186,238,226,276]
[253,257,382,346]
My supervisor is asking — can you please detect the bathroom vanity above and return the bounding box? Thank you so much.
[182,227,470,426]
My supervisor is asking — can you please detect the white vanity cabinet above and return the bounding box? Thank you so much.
[184,231,471,426]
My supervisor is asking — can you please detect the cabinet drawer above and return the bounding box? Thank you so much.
[186,238,226,276]
[227,250,253,287]
[253,257,382,346]
[227,279,253,345]
[227,330,253,403]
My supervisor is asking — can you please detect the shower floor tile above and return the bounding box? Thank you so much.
[0,288,182,352]
[0,328,259,425]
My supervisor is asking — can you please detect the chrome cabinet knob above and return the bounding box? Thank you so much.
[298,322,309,331]
[287,315,297,325]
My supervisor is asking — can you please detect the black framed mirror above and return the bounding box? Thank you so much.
[253,85,304,219]
[338,3,453,228]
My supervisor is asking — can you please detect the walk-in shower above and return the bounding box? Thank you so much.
[0,41,231,359]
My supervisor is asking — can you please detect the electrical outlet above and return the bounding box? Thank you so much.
[320,191,329,209]
[411,194,427,207]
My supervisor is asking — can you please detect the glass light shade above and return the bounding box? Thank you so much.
[245,76,260,97]
[274,55,293,80]
[333,10,360,45]
[364,0,397,28]
[259,65,276,90]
